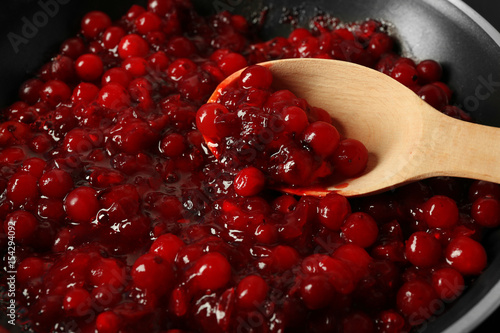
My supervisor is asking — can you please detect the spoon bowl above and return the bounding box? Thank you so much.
[208,58,500,196]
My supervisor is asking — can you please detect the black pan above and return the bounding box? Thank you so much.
[1,1,500,332]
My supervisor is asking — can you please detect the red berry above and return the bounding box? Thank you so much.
[281,106,308,134]
[431,267,464,301]
[150,233,185,263]
[98,83,131,109]
[423,195,459,228]
[159,133,187,157]
[81,11,111,39]
[302,121,340,157]
[118,34,149,59]
[234,167,266,197]
[418,84,448,110]
[318,193,351,230]
[239,65,273,90]
[445,236,487,275]
[135,12,162,34]
[96,311,121,333]
[396,279,438,324]
[332,139,369,177]
[132,253,175,294]
[417,60,442,84]
[405,231,441,267]
[63,287,91,316]
[4,210,38,242]
[7,173,38,207]
[39,169,74,199]
[218,52,247,76]
[64,186,99,223]
[471,196,500,228]
[236,275,268,309]
[75,54,104,82]
[40,80,71,107]
[196,103,229,139]
[341,212,378,248]
[191,252,232,291]
[390,62,418,87]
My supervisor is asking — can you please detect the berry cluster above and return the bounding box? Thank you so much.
[0,1,497,333]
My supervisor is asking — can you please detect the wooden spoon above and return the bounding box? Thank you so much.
[207,58,500,197]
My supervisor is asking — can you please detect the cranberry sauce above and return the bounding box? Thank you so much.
[197,64,368,190]
[0,1,497,333]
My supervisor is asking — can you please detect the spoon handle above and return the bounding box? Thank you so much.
[422,112,500,184]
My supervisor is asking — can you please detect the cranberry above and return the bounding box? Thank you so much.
[19,78,43,104]
[118,34,150,59]
[132,253,175,294]
[159,133,187,157]
[191,252,232,291]
[7,173,38,207]
[218,52,248,76]
[96,311,121,333]
[102,26,126,49]
[469,180,500,201]
[236,275,269,309]
[234,167,266,197]
[239,65,273,90]
[102,68,132,87]
[341,212,378,248]
[417,84,448,110]
[445,236,487,275]
[196,103,229,139]
[81,11,112,39]
[318,193,351,230]
[64,186,99,223]
[375,310,406,333]
[17,257,46,285]
[281,106,308,134]
[471,196,500,228]
[332,244,372,281]
[396,279,438,324]
[39,169,74,198]
[390,62,418,87]
[98,83,131,109]
[332,139,369,177]
[135,12,162,34]
[405,231,441,267]
[150,233,185,263]
[40,80,71,107]
[368,32,393,58]
[423,195,459,228]
[72,82,99,104]
[417,60,442,84]
[63,287,92,316]
[75,54,104,81]
[300,274,335,310]
[432,267,464,301]
[302,121,340,157]
[60,37,85,59]
[4,210,38,242]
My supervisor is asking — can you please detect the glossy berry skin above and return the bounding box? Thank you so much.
[159,133,187,157]
[39,169,74,199]
[75,54,104,81]
[332,139,369,177]
[471,196,500,228]
[118,34,150,59]
[405,231,441,267]
[7,173,39,207]
[431,267,464,301]
[191,252,231,291]
[417,60,442,84]
[423,195,459,228]
[396,279,438,324]
[64,186,99,223]
[341,212,378,248]
[300,274,335,310]
[3,210,38,242]
[96,311,121,333]
[236,275,269,309]
[149,233,185,263]
[196,103,229,139]
[239,65,273,90]
[318,193,351,230]
[302,121,341,157]
[234,167,266,197]
[81,11,111,39]
[63,287,92,316]
[132,254,175,294]
[281,106,308,134]
[418,84,448,110]
[445,236,487,275]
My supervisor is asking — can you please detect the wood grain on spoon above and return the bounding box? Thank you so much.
[209,58,500,197]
